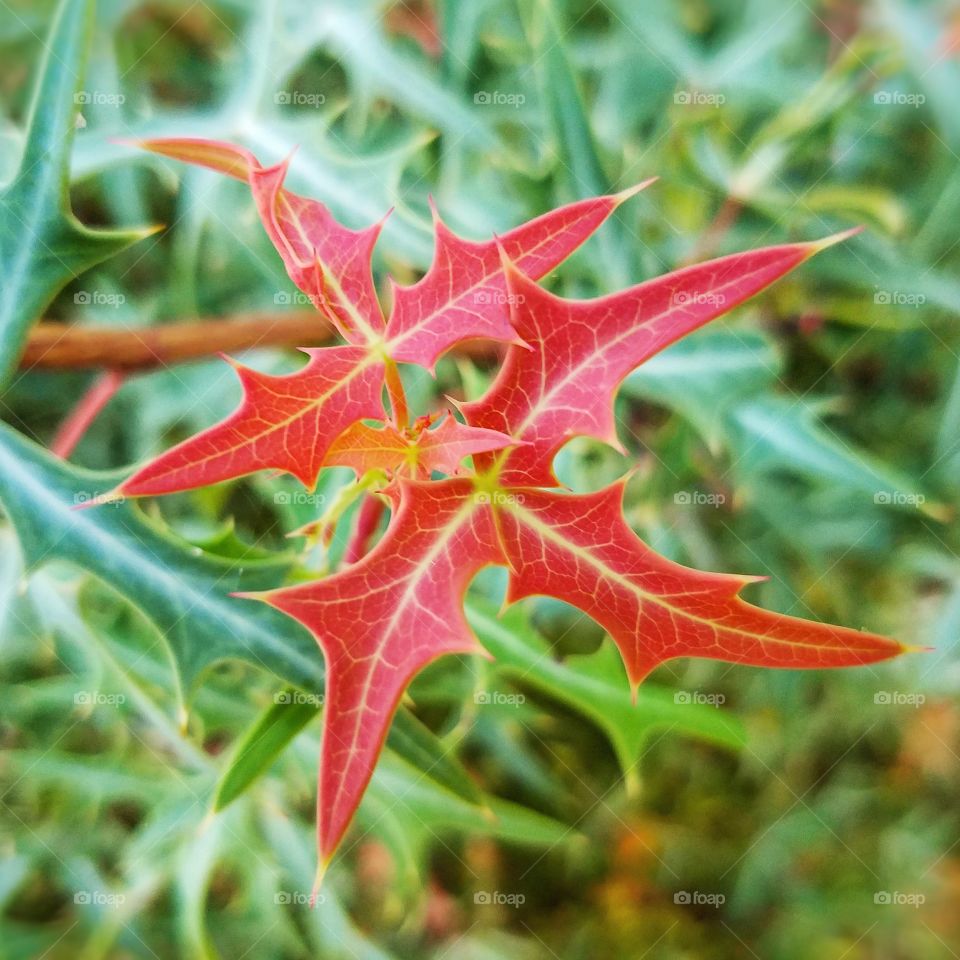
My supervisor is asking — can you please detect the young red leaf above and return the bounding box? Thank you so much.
[383,182,654,368]
[463,234,853,486]
[130,138,647,362]
[245,479,505,866]
[247,472,905,869]
[111,147,646,496]
[497,482,906,689]
[130,138,384,342]
[326,412,516,477]
[99,144,906,885]
[116,348,385,496]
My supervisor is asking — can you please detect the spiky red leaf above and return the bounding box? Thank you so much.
[463,235,853,486]
[248,479,504,864]
[383,183,654,368]
[499,482,905,688]
[117,348,384,496]
[130,138,384,342]
[251,472,904,866]
[326,413,516,478]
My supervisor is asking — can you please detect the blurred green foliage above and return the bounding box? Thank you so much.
[1,0,959,957]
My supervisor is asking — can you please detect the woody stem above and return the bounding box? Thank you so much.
[383,359,409,429]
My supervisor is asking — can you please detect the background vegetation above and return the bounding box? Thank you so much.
[2,0,959,956]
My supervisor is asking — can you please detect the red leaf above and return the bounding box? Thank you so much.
[384,182,654,368]
[104,145,907,880]
[326,412,516,478]
[463,234,856,486]
[498,482,905,689]
[117,348,385,495]
[248,479,504,865]
[130,139,384,342]
[250,473,905,867]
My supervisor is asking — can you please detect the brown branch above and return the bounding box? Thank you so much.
[19,311,331,371]
[19,311,498,372]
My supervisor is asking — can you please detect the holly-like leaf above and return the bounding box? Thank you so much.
[129,138,645,363]
[129,138,384,342]
[495,482,905,689]
[0,0,155,386]
[383,182,653,368]
[247,478,504,867]
[236,224,912,870]
[463,234,858,486]
[94,134,908,882]
[249,466,905,868]
[325,412,516,477]
[116,348,385,496]
[115,139,639,498]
